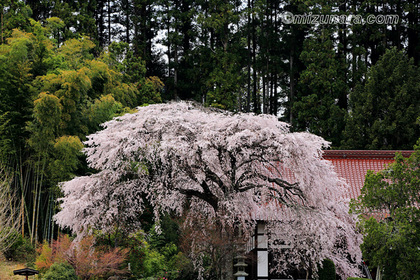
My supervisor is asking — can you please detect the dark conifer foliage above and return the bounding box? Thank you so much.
[2,0,419,143]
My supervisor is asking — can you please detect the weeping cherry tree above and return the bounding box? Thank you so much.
[55,102,362,278]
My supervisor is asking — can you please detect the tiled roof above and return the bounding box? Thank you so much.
[323,150,414,200]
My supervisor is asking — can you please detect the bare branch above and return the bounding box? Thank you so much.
[0,167,21,254]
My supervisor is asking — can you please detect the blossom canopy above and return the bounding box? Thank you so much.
[55,102,362,278]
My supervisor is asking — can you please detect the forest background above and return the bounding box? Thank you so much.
[0,0,419,278]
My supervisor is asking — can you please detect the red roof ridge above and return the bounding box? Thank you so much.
[322,150,414,160]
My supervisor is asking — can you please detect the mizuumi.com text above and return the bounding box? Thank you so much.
[281,12,399,25]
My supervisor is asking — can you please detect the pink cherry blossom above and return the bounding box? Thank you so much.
[55,102,362,278]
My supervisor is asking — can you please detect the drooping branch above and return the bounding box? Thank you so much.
[266,177,305,204]
[55,102,362,279]
[177,182,219,212]
[0,167,21,254]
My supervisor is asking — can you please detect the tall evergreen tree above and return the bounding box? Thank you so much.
[295,30,348,147]
[343,48,420,150]
[291,1,349,147]
[279,0,309,123]
[190,0,245,111]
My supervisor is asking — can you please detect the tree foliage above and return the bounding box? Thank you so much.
[0,112,12,161]
[343,48,420,149]
[2,0,420,149]
[295,25,348,147]
[0,17,163,243]
[121,228,187,279]
[350,143,420,280]
[55,102,362,278]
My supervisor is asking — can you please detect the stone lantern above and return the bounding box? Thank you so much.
[233,255,248,280]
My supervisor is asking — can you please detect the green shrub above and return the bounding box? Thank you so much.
[43,262,77,280]
[317,259,336,280]
[2,228,21,259]
[347,278,370,280]
[3,232,36,263]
